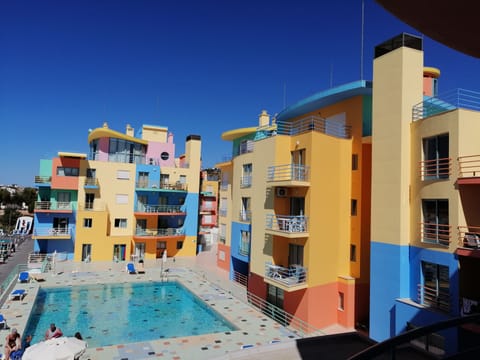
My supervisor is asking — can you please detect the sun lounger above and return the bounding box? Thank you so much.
[10,289,27,301]
[0,314,6,329]
[18,271,30,283]
[126,262,136,274]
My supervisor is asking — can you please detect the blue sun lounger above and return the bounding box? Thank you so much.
[0,314,6,329]
[126,262,136,274]
[10,289,27,301]
[18,271,30,283]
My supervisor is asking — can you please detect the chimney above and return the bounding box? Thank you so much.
[168,132,174,143]
[126,124,134,137]
[258,110,270,127]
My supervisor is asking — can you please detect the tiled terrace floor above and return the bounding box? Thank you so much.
[0,246,351,359]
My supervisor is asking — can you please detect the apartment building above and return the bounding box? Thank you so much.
[198,168,220,251]
[370,33,480,355]
[220,81,373,330]
[33,123,202,262]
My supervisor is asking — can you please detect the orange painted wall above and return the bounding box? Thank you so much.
[51,157,81,189]
[248,272,267,299]
[337,279,355,328]
[217,243,231,271]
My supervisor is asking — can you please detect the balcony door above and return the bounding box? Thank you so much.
[290,197,304,216]
[289,244,304,266]
[57,192,71,209]
[85,193,94,210]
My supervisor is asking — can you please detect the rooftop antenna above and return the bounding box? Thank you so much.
[360,0,365,80]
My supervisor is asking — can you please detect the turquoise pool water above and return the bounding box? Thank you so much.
[24,281,236,347]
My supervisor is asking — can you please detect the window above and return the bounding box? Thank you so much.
[239,230,250,256]
[289,244,304,266]
[56,167,79,176]
[116,170,130,180]
[350,244,357,262]
[240,197,251,222]
[338,292,345,311]
[351,199,358,216]
[241,163,252,187]
[420,261,450,312]
[138,172,149,188]
[157,241,166,249]
[352,154,358,170]
[422,134,449,180]
[179,175,186,184]
[83,218,92,228]
[422,199,449,246]
[114,218,127,228]
[239,140,253,154]
[116,194,128,204]
[86,168,96,178]
[220,223,226,243]
[176,241,183,249]
[160,174,170,185]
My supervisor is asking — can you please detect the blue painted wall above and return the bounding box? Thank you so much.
[230,221,251,280]
[371,241,459,353]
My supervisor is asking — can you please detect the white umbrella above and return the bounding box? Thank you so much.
[23,337,87,360]
[162,249,167,263]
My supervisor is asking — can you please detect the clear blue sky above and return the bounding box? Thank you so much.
[1,0,479,187]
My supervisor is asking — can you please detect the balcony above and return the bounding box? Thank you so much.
[264,263,307,291]
[77,201,107,211]
[239,210,251,223]
[458,155,480,184]
[420,158,451,180]
[84,178,99,188]
[200,203,216,213]
[457,226,480,256]
[240,175,252,188]
[421,222,451,247]
[412,88,480,121]
[219,209,227,217]
[239,242,250,257]
[276,115,352,139]
[34,201,73,212]
[135,204,184,214]
[220,182,229,191]
[136,182,188,192]
[134,228,184,237]
[34,176,52,186]
[267,164,310,186]
[265,214,308,238]
[33,227,72,239]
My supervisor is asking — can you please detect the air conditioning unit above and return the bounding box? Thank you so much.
[276,187,288,197]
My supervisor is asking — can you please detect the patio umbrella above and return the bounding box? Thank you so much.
[22,337,87,360]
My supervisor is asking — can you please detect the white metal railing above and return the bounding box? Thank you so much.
[34,176,51,184]
[135,228,184,236]
[33,227,72,237]
[77,201,107,211]
[240,175,252,188]
[266,214,308,233]
[219,209,227,217]
[239,210,252,222]
[265,262,307,287]
[135,204,184,213]
[276,115,351,139]
[84,178,98,187]
[34,201,73,211]
[268,164,310,182]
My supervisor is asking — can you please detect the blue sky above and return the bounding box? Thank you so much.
[1,0,479,187]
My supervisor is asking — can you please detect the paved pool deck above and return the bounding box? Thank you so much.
[0,247,351,359]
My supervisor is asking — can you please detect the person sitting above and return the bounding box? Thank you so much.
[4,328,21,360]
[9,334,30,360]
[45,323,63,340]
[74,332,83,340]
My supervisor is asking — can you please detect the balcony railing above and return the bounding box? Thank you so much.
[220,183,229,191]
[267,164,310,182]
[200,203,216,212]
[34,176,51,184]
[136,182,188,191]
[34,201,73,211]
[276,115,352,139]
[239,242,250,257]
[77,201,106,211]
[135,228,184,236]
[84,178,99,187]
[412,88,480,121]
[265,263,307,287]
[420,158,451,180]
[239,210,251,222]
[240,175,252,188]
[457,225,480,249]
[239,141,254,155]
[266,214,308,233]
[417,284,450,313]
[34,227,72,237]
[458,155,480,178]
[421,222,451,246]
[135,204,184,213]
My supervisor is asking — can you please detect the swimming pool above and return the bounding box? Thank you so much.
[24,281,237,347]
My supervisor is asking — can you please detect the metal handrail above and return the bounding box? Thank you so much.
[240,175,252,188]
[34,176,51,183]
[276,115,352,139]
[266,214,308,233]
[419,157,451,179]
[421,222,451,246]
[412,88,480,121]
[135,228,185,236]
[135,204,184,213]
[458,154,480,178]
[265,263,307,287]
[267,164,310,182]
[239,210,252,222]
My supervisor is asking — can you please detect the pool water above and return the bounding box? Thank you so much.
[24,281,236,347]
